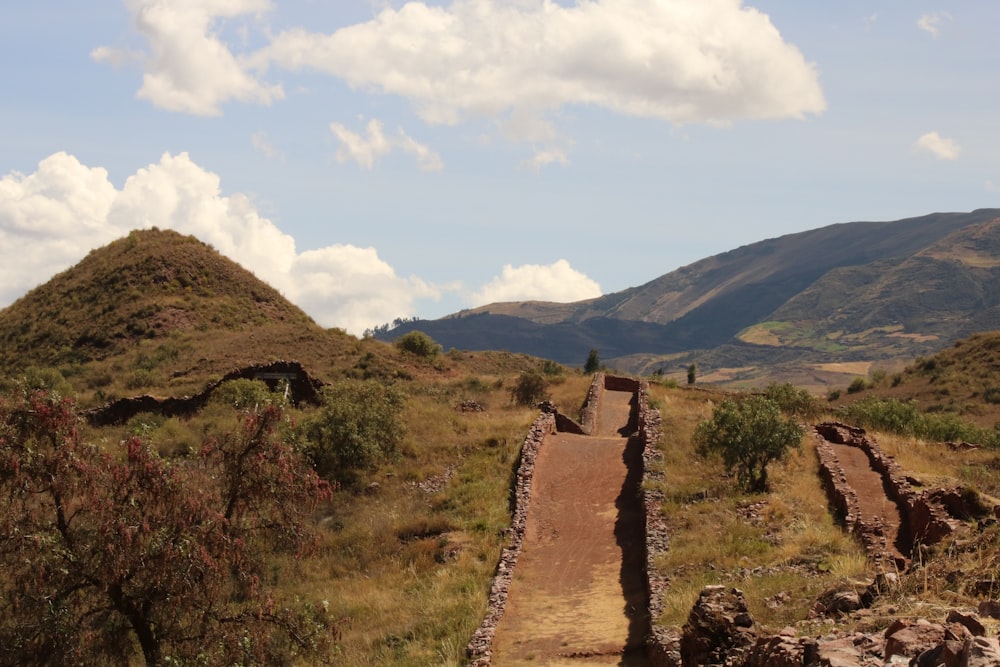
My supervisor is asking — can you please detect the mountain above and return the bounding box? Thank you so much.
[0,228,357,401]
[380,209,1000,386]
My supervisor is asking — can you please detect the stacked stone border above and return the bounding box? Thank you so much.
[466,373,668,665]
[465,409,557,665]
[82,360,325,426]
[814,422,959,570]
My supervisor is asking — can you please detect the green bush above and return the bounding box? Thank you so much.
[302,379,406,484]
[394,330,442,359]
[847,377,867,394]
[838,396,1000,446]
[763,382,822,419]
[693,395,804,493]
[510,371,548,406]
[210,378,277,410]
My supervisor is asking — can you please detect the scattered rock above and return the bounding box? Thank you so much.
[680,586,757,667]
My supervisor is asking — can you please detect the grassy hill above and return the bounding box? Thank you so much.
[6,228,1000,663]
[384,209,1000,387]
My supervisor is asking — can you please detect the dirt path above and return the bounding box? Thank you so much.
[829,442,908,562]
[490,390,649,666]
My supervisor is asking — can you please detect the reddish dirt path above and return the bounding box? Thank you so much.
[829,442,907,562]
[490,389,650,666]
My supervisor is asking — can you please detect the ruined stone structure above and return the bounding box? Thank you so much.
[83,360,324,426]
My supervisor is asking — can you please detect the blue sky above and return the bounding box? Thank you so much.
[1,1,997,334]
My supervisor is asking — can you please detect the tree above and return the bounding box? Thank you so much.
[584,349,601,374]
[303,379,406,484]
[394,330,442,359]
[510,371,548,406]
[687,363,697,385]
[692,395,804,493]
[0,391,335,666]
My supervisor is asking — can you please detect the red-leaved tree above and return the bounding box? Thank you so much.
[0,391,335,666]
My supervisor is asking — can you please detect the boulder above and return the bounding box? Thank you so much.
[680,586,757,666]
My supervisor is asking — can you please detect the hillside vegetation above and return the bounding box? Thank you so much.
[382,209,1000,388]
[7,228,1000,664]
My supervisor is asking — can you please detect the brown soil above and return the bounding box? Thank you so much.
[829,441,908,562]
[491,390,650,666]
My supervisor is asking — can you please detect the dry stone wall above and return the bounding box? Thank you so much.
[83,360,325,426]
[465,411,557,665]
[814,422,959,566]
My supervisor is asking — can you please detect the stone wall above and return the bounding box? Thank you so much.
[814,422,959,568]
[83,360,325,426]
[637,380,676,666]
[465,410,557,665]
[466,373,657,665]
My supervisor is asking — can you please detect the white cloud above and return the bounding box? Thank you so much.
[260,0,824,128]
[251,131,284,160]
[470,260,602,305]
[520,148,570,172]
[330,118,443,171]
[986,180,1000,193]
[0,152,443,335]
[108,0,824,134]
[917,11,951,38]
[92,0,282,115]
[914,131,961,160]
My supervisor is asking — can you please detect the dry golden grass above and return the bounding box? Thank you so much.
[647,384,870,632]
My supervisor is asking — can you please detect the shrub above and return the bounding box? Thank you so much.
[847,377,867,394]
[693,395,804,493]
[510,371,548,406]
[210,378,277,410]
[394,330,442,359]
[0,393,334,666]
[584,349,600,374]
[763,382,821,420]
[303,379,406,484]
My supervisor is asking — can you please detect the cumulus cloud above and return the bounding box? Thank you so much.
[0,152,442,334]
[92,0,282,115]
[330,118,444,171]
[102,0,825,135]
[917,11,951,38]
[470,260,602,305]
[260,0,825,128]
[914,131,961,160]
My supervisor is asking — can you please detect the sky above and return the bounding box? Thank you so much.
[1,1,998,335]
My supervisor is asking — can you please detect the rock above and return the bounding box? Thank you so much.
[913,641,964,667]
[947,610,986,637]
[680,586,757,666]
[963,636,1000,667]
[885,620,947,661]
[977,600,1000,620]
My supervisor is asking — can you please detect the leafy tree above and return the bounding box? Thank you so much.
[693,395,804,493]
[584,349,601,374]
[510,371,548,406]
[762,382,822,420]
[0,391,335,666]
[394,330,442,359]
[687,363,697,385]
[303,379,406,484]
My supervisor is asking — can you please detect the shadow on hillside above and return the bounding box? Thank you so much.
[615,433,652,666]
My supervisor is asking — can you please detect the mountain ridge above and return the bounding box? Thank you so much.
[383,209,1000,385]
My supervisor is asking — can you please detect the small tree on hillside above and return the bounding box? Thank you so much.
[303,379,406,484]
[0,392,335,666]
[394,330,442,360]
[687,363,697,385]
[584,349,601,374]
[692,395,804,493]
[510,371,548,406]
